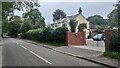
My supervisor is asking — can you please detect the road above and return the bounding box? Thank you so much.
[2,38,108,66]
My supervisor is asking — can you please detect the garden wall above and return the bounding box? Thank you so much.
[67,31,86,46]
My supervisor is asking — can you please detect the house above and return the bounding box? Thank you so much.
[50,8,93,38]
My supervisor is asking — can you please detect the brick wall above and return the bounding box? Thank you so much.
[67,31,86,46]
[104,29,113,51]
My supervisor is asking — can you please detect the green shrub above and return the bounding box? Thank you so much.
[109,30,120,52]
[103,51,120,59]
[94,26,104,33]
[78,23,87,32]
[25,26,68,46]
[25,28,44,41]
[40,27,53,42]
[69,19,78,32]
[52,27,68,43]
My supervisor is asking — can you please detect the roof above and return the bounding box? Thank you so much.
[52,13,84,23]
[51,13,90,25]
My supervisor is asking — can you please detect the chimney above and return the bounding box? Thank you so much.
[78,7,82,14]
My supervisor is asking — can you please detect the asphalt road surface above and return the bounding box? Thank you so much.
[2,38,108,67]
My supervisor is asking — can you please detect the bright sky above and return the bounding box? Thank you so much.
[14,1,117,25]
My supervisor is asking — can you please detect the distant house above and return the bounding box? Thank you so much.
[50,8,94,38]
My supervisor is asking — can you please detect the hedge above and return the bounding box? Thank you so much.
[25,27,68,44]
[52,27,68,43]
[25,28,44,41]
[109,30,120,52]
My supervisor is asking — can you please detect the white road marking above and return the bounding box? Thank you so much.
[20,45,27,50]
[16,42,18,44]
[30,51,52,65]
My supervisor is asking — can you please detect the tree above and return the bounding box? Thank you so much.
[7,16,22,37]
[107,9,118,27]
[2,1,40,19]
[20,19,31,34]
[53,9,66,21]
[87,15,107,25]
[78,23,87,32]
[13,16,22,24]
[2,1,40,36]
[22,8,45,29]
[2,2,16,34]
[69,19,78,32]
[94,26,105,33]
[108,1,120,53]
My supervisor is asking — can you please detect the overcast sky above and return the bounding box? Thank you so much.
[14,2,117,24]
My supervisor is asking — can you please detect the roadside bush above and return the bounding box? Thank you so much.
[25,26,68,46]
[78,23,87,32]
[69,19,78,32]
[25,28,44,41]
[52,27,68,43]
[109,30,120,52]
[40,27,53,42]
[94,26,104,34]
[103,51,120,59]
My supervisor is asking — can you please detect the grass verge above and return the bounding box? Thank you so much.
[103,51,120,60]
[25,38,67,47]
[42,42,67,47]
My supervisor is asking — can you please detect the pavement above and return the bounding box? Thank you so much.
[54,46,119,68]
[2,38,108,66]
[69,39,105,52]
[72,45,105,52]
[21,38,119,68]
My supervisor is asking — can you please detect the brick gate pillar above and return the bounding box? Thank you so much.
[104,29,113,51]
[67,31,86,46]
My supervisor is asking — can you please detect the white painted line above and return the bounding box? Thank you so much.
[20,45,27,50]
[19,45,22,47]
[30,51,52,65]
[16,42,18,44]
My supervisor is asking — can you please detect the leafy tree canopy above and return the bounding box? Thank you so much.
[20,19,31,34]
[22,8,45,29]
[2,1,40,19]
[107,9,118,27]
[2,0,40,35]
[7,16,22,37]
[53,9,66,21]
[13,15,22,23]
[87,15,107,25]
[69,19,78,32]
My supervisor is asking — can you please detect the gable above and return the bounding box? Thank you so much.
[75,14,89,24]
